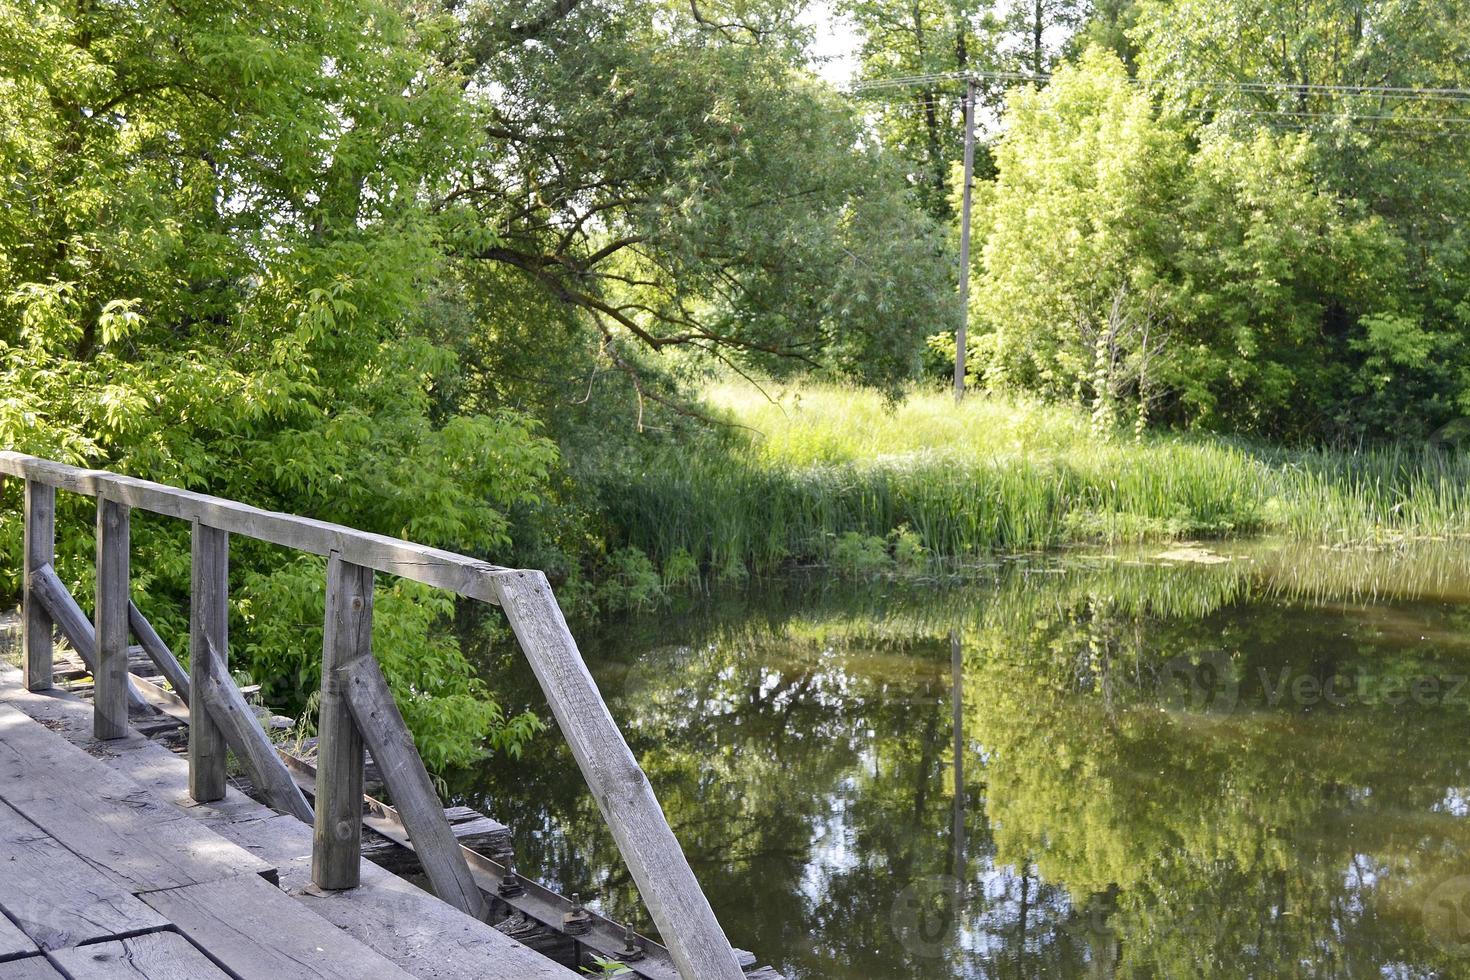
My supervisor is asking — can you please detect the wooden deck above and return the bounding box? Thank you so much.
[0,665,578,980]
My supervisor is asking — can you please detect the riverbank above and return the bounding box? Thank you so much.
[589,383,1470,583]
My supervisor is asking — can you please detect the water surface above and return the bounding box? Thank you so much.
[454,542,1470,978]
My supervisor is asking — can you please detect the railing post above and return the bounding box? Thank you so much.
[94,497,130,739]
[189,523,229,801]
[22,481,55,692]
[313,553,372,890]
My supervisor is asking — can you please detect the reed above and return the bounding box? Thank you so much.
[591,383,1470,577]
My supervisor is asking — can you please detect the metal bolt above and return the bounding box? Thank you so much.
[618,922,645,962]
[563,892,592,936]
[497,865,523,898]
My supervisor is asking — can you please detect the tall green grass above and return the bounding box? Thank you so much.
[590,383,1470,577]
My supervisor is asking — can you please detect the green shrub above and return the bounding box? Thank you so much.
[830,532,896,578]
[597,547,666,613]
[890,524,928,569]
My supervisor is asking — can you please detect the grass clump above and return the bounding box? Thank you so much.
[589,382,1470,580]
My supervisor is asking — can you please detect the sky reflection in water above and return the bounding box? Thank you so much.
[452,542,1470,979]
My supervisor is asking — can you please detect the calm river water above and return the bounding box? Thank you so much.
[453,541,1470,978]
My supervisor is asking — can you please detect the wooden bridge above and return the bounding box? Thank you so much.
[0,452,756,980]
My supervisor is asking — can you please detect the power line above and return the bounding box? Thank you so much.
[870,99,1470,128]
[1172,106,1470,127]
[848,69,1470,132]
[850,68,1470,105]
[1147,81,1470,105]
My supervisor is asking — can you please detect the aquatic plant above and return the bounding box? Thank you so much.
[591,383,1470,580]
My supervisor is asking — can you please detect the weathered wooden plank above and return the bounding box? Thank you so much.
[48,931,230,979]
[0,956,62,980]
[196,641,312,823]
[313,555,372,891]
[330,782,685,980]
[0,799,168,950]
[0,904,36,960]
[338,655,487,920]
[231,810,582,980]
[0,702,275,891]
[30,565,150,714]
[492,570,743,980]
[0,669,585,980]
[282,854,579,980]
[189,523,228,803]
[290,751,677,979]
[22,481,55,693]
[94,498,130,740]
[130,644,159,676]
[0,453,505,604]
[447,813,511,844]
[216,811,582,980]
[140,873,417,980]
[0,669,283,829]
[128,602,190,704]
[294,749,670,979]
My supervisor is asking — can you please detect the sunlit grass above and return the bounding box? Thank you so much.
[594,382,1470,576]
[708,382,1096,464]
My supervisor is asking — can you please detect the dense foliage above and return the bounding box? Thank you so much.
[439,0,955,393]
[969,51,1404,437]
[0,0,560,766]
[959,2,1470,439]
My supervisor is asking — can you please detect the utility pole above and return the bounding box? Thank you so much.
[950,629,966,894]
[955,76,977,402]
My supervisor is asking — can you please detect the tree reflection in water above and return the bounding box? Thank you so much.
[450,542,1470,979]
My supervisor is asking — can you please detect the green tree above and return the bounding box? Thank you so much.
[435,0,955,394]
[1068,0,1141,69]
[840,0,1000,220]
[0,0,552,766]
[970,50,1187,407]
[969,50,1406,438]
[1168,130,1399,433]
[998,0,1088,77]
[1131,0,1470,435]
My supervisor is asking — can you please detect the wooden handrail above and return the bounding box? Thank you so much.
[0,452,506,603]
[3,451,744,980]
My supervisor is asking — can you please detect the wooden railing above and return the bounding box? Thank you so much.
[1,451,744,980]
